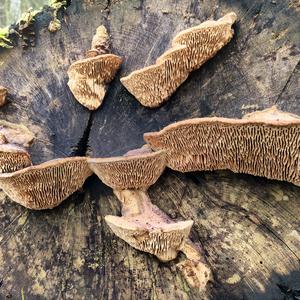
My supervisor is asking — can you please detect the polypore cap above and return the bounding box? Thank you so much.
[88,149,166,190]
[0,157,93,209]
[105,215,193,261]
[0,144,32,173]
[143,107,300,185]
[120,12,236,107]
[68,54,122,110]
[243,105,300,123]
[0,120,34,147]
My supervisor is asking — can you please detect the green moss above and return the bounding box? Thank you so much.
[21,287,25,300]
[49,0,67,10]
[18,8,39,30]
[0,0,69,49]
[0,27,12,48]
[48,0,67,32]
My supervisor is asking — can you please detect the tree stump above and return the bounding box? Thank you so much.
[0,0,299,299]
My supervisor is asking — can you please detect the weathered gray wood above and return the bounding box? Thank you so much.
[0,0,299,299]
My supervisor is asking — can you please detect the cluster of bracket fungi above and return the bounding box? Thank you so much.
[1,11,300,290]
[67,12,237,110]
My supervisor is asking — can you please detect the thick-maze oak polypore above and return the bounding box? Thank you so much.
[88,149,194,261]
[68,25,122,110]
[88,148,166,190]
[88,148,211,290]
[0,157,93,209]
[121,12,237,107]
[144,106,300,186]
[0,120,34,173]
[0,144,32,173]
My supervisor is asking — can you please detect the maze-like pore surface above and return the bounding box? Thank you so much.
[106,215,193,261]
[144,118,300,185]
[121,12,236,107]
[88,150,166,190]
[0,149,32,173]
[0,157,93,209]
[68,54,122,110]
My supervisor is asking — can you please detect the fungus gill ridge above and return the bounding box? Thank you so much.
[0,157,93,209]
[144,106,300,186]
[68,25,122,110]
[0,120,34,173]
[88,148,212,290]
[121,12,237,107]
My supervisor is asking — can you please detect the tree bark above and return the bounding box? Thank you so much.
[0,0,299,299]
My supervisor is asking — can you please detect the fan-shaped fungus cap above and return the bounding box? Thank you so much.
[88,149,166,190]
[171,12,236,72]
[106,214,193,261]
[121,12,236,108]
[144,107,300,185]
[0,144,32,173]
[89,147,195,261]
[68,54,122,110]
[0,121,33,173]
[0,120,34,147]
[0,86,7,107]
[0,157,93,209]
[68,25,122,110]
[120,45,190,108]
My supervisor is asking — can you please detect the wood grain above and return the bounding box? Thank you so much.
[0,0,299,299]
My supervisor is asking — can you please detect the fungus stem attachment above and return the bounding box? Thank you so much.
[114,189,150,217]
[110,188,212,289]
[88,149,211,289]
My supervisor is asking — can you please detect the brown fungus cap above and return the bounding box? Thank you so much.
[68,54,122,110]
[121,12,237,108]
[68,25,122,110]
[0,157,93,209]
[105,189,193,262]
[243,105,300,122]
[0,86,8,107]
[88,149,166,190]
[90,147,195,262]
[120,45,190,108]
[144,107,300,185]
[0,144,32,173]
[0,120,34,147]
[171,12,236,71]
[0,121,33,173]
[106,213,193,262]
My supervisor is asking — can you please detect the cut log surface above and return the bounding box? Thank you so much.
[0,0,299,299]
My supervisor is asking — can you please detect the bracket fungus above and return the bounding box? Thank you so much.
[88,148,211,289]
[0,144,32,173]
[68,25,122,110]
[0,86,8,107]
[88,148,194,261]
[144,106,300,186]
[0,120,34,147]
[0,157,93,209]
[0,121,34,173]
[121,12,237,107]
